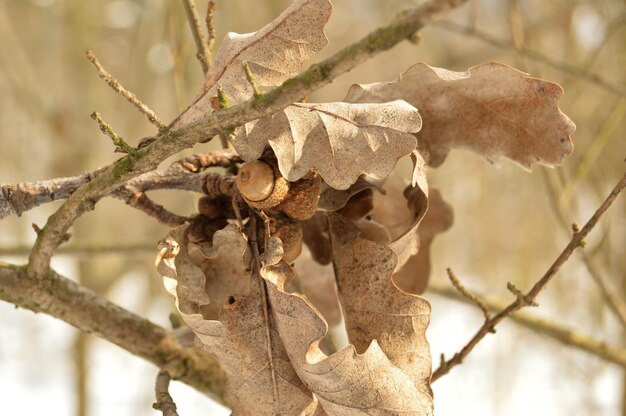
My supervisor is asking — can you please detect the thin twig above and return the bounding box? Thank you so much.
[214,85,231,149]
[243,62,263,100]
[0,263,226,400]
[434,20,626,98]
[206,0,216,58]
[121,190,190,227]
[0,149,240,220]
[86,50,167,131]
[446,268,491,322]
[91,112,139,158]
[180,0,211,73]
[542,167,626,330]
[248,211,279,403]
[27,0,470,280]
[153,370,180,416]
[432,170,626,381]
[428,281,626,368]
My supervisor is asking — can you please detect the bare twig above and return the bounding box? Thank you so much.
[27,0,470,279]
[120,190,190,227]
[86,50,167,131]
[180,0,211,73]
[91,112,139,157]
[446,268,491,322]
[542,167,626,330]
[248,211,280,402]
[435,20,626,98]
[0,149,240,220]
[0,263,226,400]
[153,370,180,416]
[428,281,626,368]
[243,62,263,100]
[432,170,626,381]
[206,0,216,57]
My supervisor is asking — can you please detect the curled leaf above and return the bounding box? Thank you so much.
[345,62,576,168]
[174,0,332,127]
[392,188,454,294]
[157,226,318,415]
[231,100,422,190]
[263,258,434,415]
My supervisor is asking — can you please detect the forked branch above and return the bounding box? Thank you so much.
[432,170,626,381]
[26,0,470,280]
[0,263,226,400]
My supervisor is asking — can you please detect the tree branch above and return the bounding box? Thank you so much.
[427,281,626,368]
[153,370,180,416]
[26,0,470,278]
[180,0,211,74]
[0,149,240,220]
[86,50,166,131]
[0,262,226,401]
[435,20,626,98]
[432,170,626,381]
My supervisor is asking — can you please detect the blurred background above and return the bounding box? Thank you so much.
[0,0,625,415]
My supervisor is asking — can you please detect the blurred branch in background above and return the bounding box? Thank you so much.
[433,170,626,381]
[428,281,626,367]
[0,263,227,401]
[435,20,626,97]
[180,0,211,73]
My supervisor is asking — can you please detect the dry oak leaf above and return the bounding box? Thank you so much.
[263,225,433,415]
[186,223,253,320]
[173,0,332,127]
[157,226,319,416]
[231,100,422,190]
[372,178,453,294]
[345,62,576,168]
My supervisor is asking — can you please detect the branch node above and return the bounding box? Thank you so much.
[91,112,139,159]
[86,50,166,131]
[572,224,587,248]
[153,370,180,416]
[446,268,492,324]
[507,282,538,307]
[408,31,421,44]
[243,62,264,102]
[31,223,42,236]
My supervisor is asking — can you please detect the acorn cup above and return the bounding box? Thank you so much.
[235,159,322,220]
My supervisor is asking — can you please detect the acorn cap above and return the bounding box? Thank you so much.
[236,160,289,210]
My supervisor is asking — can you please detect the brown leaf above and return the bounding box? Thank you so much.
[317,176,381,211]
[263,259,434,415]
[186,223,252,319]
[301,211,332,265]
[231,100,421,190]
[328,214,433,403]
[157,226,318,416]
[174,0,332,127]
[393,188,454,294]
[293,244,342,327]
[345,62,576,168]
[370,175,454,294]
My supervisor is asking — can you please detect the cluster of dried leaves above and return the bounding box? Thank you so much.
[156,0,575,414]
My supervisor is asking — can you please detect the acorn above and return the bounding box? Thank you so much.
[236,160,290,210]
[272,217,303,263]
[259,215,303,263]
[277,173,322,220]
